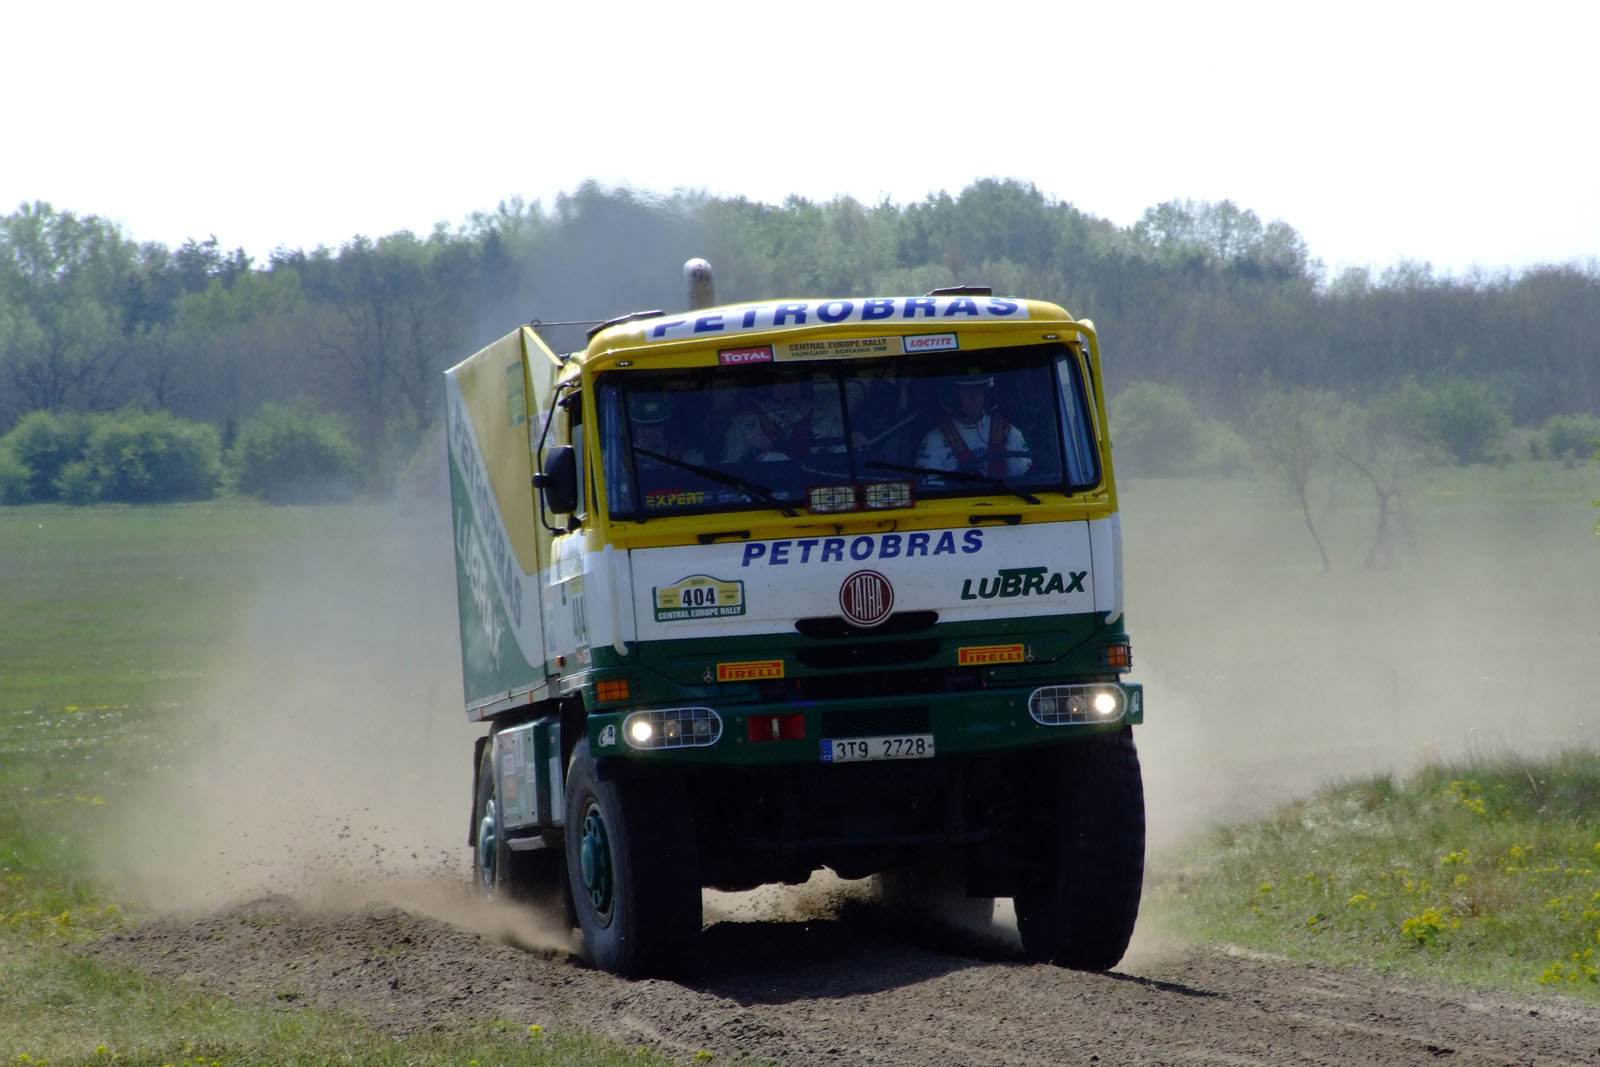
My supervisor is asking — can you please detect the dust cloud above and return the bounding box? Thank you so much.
[95,461,580,948]
[1127,474,1600,859]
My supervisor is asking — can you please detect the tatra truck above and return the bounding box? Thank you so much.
[447,261,1145,976]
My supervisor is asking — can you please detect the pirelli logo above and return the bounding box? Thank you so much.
[957,644,1026,666]
[717,659,785,682]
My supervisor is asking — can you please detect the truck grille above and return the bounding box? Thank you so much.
[794,611,938,638]
[819,705,930,737]
[795,639,941,670]
[757,667,983,702]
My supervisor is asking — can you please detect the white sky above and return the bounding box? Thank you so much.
[6,0,1596,278]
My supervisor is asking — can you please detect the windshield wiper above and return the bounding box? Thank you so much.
[865,461,1041,505]
[634,448,798,517]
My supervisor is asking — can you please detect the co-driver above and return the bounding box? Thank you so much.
[913,372,1031,477]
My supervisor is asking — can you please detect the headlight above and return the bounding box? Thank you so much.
[622,707,722,749]
[1028,684,1126,726]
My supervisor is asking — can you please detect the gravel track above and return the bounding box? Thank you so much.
[86,884,1600,1067]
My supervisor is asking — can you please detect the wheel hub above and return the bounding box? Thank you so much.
[578,806,613,915]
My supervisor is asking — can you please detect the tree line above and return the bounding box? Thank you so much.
[1,180,1597,503]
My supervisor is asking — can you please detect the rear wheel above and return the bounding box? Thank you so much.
[1013,727,1145,970]
[563,740,701,976]
[474,743,570,926]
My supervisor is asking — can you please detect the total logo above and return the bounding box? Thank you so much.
[840,569,894,627]
[718,345,773,365]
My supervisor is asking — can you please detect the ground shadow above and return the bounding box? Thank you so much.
[684,899,1039,1004]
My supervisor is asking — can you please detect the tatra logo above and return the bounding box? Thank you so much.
[717,659,784,682]
[839,569,894,627]
[960,567,1087,600]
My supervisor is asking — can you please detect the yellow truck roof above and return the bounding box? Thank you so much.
[577,295,1086,369]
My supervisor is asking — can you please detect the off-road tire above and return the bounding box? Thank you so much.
[1013,726,1145,970]
[474,743,570,926]
[563,740,701,976]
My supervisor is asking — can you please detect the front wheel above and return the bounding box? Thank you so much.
[563,740,702,976]
[1013,727,1145,971]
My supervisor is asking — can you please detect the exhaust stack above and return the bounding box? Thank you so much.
[685,258,715,310]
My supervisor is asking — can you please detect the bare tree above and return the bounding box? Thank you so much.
[1333,405,1429,569]
[1250,388,1343,571]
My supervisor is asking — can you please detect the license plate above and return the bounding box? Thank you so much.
[820,734,935,763]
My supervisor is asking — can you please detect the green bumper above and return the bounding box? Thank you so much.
[586,681,1143,766]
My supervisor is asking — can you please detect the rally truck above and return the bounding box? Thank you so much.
[447,262,1145,977]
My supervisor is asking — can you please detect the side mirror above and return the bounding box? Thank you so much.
[536,445,578,515]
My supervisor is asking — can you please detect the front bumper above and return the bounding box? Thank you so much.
[586,681,1143,765]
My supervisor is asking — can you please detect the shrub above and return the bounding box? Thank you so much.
[82,412,222,503]
[1110,382,1205,477]
[1194,418,1253,478]
[1366,380,1510,465]
[1542,413,1600,465]
[229,404,361,504]
[0,447,32,504]
[54,459,101,505]
[0,410,89,502]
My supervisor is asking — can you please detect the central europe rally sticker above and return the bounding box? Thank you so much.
[654,574,746,621]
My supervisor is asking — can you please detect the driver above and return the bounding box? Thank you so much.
[631,395,705,466]
[722,367,841,462]
[914,372,1031,477]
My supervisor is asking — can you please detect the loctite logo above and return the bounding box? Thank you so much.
[905,332,959,352]
[839,569,894,628]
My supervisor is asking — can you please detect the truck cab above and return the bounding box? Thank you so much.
[447,280,1145,976]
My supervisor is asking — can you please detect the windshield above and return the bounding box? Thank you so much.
[599,343,1100,520]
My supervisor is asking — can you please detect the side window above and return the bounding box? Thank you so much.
[567,391,587,524]
[597,380,632,518]
[1055,353,1099,487]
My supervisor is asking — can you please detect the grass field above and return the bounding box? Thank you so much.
[1148,752,1600,995]
[1127,459,1600,996]
[2,458,1598,1059]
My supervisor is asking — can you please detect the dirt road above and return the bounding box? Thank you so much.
[87,883,1600,1067]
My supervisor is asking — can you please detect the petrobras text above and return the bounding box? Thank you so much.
[645,296,1027,342]
[741,528,984,567]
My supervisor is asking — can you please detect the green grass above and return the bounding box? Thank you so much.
[0,502,383,714]
[2,946,677,1066]
[1150,750,1600,996]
